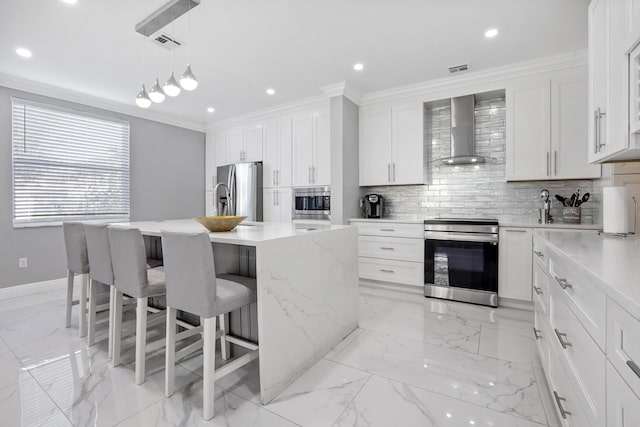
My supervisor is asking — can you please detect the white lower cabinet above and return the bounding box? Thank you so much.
[607,361,640,427]
[498,227,533,301]
[263,188,292,223]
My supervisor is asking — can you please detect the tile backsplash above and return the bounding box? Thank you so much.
[363,95,608,224]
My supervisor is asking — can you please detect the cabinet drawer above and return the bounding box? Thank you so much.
[358,257,423,286]
[532,236,549,269]
[354,222,423,238]
[358,235,423,262]
[548,250,606,349]
[533,262,550,315]
[607,298,640,398]
[547,342,591,427]
[534,305,550,372]
[549,285,605,427]
[607,361,640,427]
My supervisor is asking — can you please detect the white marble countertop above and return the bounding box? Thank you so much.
[349,217,601,230]
[112,219,352,246]
[535,230,640,319]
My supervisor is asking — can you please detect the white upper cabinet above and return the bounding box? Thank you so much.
[263,117,292,188]
[220,124,263,165]
[506,67,601,181]
[224,127,244,164]
[359,100,424,186]
[243,124,263,162]
[292,106,330,187]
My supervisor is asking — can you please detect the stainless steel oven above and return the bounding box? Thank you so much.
[293,187,331,221]
[424,218,499,307]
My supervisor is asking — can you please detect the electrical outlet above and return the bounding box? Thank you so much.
[18,257,28,268]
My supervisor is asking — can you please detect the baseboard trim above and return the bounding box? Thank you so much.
[359,279,424,295]
[498,297,534,311]
[0,277,67,301]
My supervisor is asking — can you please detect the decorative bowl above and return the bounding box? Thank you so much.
[196,216,247,232]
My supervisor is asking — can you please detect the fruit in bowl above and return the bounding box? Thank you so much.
[195,216,247,232]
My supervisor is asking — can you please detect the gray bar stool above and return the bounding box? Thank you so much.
[63,222,90,337]
[161,231,259,421]
[109,226,167,385]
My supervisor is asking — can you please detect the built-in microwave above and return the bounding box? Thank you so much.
[292,187,331,220]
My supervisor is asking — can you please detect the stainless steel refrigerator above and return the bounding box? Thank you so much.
[216,162,263,221]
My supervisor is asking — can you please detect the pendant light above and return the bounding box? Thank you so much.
[149,78,166,103]
[163,12,181,97]
[180,0,198,91]
[136,84,152,108]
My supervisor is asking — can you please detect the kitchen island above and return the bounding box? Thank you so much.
[112,219,359,404]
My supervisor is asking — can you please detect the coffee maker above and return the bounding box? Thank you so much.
[362,194,384,218]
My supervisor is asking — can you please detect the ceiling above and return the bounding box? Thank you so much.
[0,0,589,130]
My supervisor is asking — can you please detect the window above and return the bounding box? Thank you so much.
[11,98,130,226]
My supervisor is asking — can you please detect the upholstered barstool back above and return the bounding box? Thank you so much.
[85,224,113,286]
[108,226,152,299]
[63,222,89,274]
[161,231,218,318]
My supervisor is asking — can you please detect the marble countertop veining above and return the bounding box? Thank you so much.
[535,229,640,319]
[112,219,353,246]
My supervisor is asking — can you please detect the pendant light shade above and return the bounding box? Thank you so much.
[163,72,181,97]
[149,78,166,103]
[179,64,198,91]
[135,85,152,108]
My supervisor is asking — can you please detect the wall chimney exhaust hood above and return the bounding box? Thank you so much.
[438,95,486,165]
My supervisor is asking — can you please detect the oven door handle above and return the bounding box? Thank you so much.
[424,231,498,243]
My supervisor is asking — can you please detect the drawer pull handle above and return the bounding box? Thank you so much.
[533,327,541,340]
[534,250,544,258]
[380,247,395,250]
[554,276,572,290]
[380,269,395,273]
[627,360,640,379]
[554,328,572,349]
[533,286,543,295]
[380,228,395,232]
[553,391,572,419]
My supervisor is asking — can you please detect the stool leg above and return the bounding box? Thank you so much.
[79,273,88,337]
[219,314,230,361]
[165,307,177,397]
[65,270,74,328]
[112,290,123,367]
[203,316,217,421]
[87,279,97,346]
[108,286,115,359]
[135,297,148,385]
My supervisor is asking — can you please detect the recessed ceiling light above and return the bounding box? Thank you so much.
[16,47,32,58]
[266,88,275,95]
[485,28,498,38]
[60,0,78,4]
[207,107,215,113]
[353,63,364,71]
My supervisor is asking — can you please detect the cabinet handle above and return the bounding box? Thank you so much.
[554,276,572,290]
[379,228,395,232]
[380,269,395,273]
[626,360,640,379]
[506,229,527,233]
[393,163,396,182]
[388,163,391,182]
[553,391,572,419]
[534,250,544,258]
[593,110,599,154]
[546,152,550,176]
[533,327,541,340]
[554,328,572,349]
[380,247,395,250]
[598,109,606,151]
[533,286,543,295]
[277,190,280,206]
[554,151,557,176]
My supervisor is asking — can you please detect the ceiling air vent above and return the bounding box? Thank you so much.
[448,64,469,74]
[151,32,184,50]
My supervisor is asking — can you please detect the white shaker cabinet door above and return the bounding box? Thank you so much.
[243,123,263,162]
[607,362,640,427]
[224,127,244,164]
[391,102,424,185]
[313,109,331,186]
[277,117,293,188]
[292,112,314,187]
[278,187,292,223]
[262,120,278,188]
[359,104,392,186]
[263,189,279,222]
[498,227,533,301]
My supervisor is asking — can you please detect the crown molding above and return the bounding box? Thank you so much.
[205,94,328,132]
[321,81,362,105]
[359,50,589,105]
[0,73,206,132]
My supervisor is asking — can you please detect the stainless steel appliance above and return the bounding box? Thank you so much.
[216,162,263,221]
[293,187,330,220]
[362,194,384,218]
[424,218,499,307]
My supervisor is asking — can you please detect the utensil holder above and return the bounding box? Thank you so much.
[562,207,581,224]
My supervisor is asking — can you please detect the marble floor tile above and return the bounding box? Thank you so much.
[0,338,29,391]
[478,326,538,366]
[263,359,370,427]
[334,375,545,427]
[324,328,363,361]
[330,329,548,425]
[0,375,72,427]
[116,381,299,427]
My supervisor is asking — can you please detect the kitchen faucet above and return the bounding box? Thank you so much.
[213,182,231,216]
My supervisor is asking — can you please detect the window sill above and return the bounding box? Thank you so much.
[13,217,130,229]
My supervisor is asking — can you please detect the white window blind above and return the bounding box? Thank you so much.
[12,98,130,226]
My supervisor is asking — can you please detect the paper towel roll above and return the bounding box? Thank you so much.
[603,187,629,234]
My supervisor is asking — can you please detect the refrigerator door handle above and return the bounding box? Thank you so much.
[228,165,237,215]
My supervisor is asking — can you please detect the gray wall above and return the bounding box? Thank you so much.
[365,95,606,224]
[0,86,205,288]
